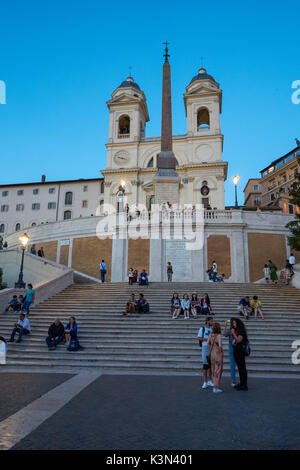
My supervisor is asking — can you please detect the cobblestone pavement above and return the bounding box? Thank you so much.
[0,372,73,422]
[9,374,300,450]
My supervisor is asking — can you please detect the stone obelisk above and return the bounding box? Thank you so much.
[153,41,179,205]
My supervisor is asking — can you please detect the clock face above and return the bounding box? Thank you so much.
[114,151,129,166]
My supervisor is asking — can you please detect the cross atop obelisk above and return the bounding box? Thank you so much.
[153,42,179,204]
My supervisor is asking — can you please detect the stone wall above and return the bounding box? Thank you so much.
[248,233,287,282]
[71,237,112,281]
[128,239,150,275]
[207,235,231,279]
[29,241,58,262]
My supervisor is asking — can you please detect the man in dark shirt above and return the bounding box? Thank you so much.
[46,317,64,350]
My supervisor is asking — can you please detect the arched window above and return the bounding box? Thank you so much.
[197,108,210,131]
[31,222,36,227]
[147,157,154,168]
[64,210,72,220]
[118,115,130,137]
[15,223,21,231]
[65,192,73,205]
[0,224,5,233]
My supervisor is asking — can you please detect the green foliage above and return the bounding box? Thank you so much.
[0,267,8,290]
[286,158,300,251]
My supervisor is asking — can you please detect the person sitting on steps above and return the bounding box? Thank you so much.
[171,293,181,319]
[123,294,137,315]
[136,293,150,313]
[138,270,149,286]
[46,317,65,350]
[8,313,31,343]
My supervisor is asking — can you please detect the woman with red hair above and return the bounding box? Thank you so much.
[207,322,224,393]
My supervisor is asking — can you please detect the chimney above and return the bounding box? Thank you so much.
[41,174,46,183]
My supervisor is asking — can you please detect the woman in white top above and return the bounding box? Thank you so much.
[181,294,191,319]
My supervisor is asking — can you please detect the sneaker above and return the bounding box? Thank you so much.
[207,381,214,387]
[202,382,209,389]
[213,388,223,393]
[231,382,237,387]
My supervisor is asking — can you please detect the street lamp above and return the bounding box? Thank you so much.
[15,233,30,289]
[233,175,240,208]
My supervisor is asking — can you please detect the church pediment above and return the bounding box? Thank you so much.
[107,93,142,106]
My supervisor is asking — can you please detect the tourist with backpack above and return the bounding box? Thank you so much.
[231,318,250,391]
[197,317,214,389]
[100,260,107,283]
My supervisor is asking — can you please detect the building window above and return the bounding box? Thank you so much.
[147,157,154,168]
[83,185,88,192]
[254,196,260,205]
[64,210,72,220]
[33,188,39,195]
[49,187,55,194]
[65,192,73,205]
[99,200,104,213]
[32,203,40,210]
[16,204,24,211]
[0,224,5,233]
[253,185,259,191]
[82,200,88,208]
[1,205,9,212]
[15,223,21,231]
[48,202,56,209]
[270,194,275,201]
[31,222,37,227]
[288,204,294,214]
[118,115,130,137]
[17,190,24,196]
[2,191,8,197]
[197,108,210,131]
[202,198,210,208]
[100,182,105,194]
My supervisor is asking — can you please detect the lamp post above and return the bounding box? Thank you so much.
[233,175,240,208]
[15,233,30,289]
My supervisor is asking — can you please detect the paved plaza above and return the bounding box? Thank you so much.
[0,372,299,450]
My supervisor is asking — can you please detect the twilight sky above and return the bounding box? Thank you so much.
[0,0,299,205]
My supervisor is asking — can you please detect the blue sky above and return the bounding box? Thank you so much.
[0,0,299,205]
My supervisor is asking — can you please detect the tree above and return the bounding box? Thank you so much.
[286,158,300,251]
[0,267,7,290]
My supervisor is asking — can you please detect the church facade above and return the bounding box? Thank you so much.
[102,67,227,211]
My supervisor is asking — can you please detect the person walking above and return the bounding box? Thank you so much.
[167,262,173,282]
[22,283,35,315]
[223,319,237,387]
[212,260,218,282]
[263,264,270,283]
[198,317,214,389]
[231,318,249,391]
[268,260,278,284]
[207,322,224,393]
[289,253,295,266]
[100,259,107,283]
[128,268,134,285]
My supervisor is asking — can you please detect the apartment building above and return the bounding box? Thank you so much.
[243,178,262,208]
[260,144,300,214]
[0,176,105,236]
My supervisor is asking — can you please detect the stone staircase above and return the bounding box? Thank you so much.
[1,282,300,377]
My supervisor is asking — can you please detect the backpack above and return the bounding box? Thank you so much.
[199,326,206,349]
[243,340,251,356]
[67,338,80,351]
